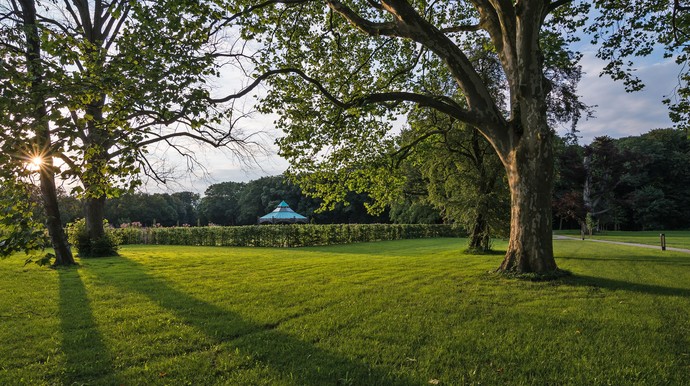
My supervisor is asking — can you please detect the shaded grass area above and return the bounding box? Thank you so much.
[556,229,690,249]
[1,238,689,385]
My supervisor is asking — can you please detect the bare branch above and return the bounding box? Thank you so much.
[440,24,481,33]
[392,129,445,167]
[220,0,309,29]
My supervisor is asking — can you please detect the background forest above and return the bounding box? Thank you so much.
[31,128,690,232]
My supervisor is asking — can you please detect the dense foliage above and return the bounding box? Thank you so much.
[386,116,510,252]
[554,129,690,231]
[0,179,47,258]
[103,176,388,227]
[66,219,120,258]
[1,0,259,256]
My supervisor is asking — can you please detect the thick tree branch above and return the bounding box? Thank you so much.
[546,0,573,15]
[72,0,94,41]
[102,1,129,51]
[326,0,398,36]
[211,67,483,126]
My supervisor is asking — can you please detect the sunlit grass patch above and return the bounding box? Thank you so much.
[1,238,688,384]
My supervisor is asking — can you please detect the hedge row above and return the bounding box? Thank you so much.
[114,224,464,248]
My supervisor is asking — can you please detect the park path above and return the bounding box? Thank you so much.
[554,235,690,254]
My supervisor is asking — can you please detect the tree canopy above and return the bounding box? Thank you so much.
[1,0,261,257]
[229,0,592,273]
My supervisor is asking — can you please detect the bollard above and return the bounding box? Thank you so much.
[660,233,666,251]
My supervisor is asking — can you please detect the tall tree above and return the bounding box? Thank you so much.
[582,136,626,229]
[552,136,586,230]
[198,181,246,225]
[390,112,509,252]
[232,0,589,273]
[0,0,73,264]
[1,1,259,256]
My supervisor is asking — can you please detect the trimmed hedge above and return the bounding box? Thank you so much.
[115,224,464,248]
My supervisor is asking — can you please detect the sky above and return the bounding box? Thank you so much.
[143,45,681,195]
[574,48,679,144]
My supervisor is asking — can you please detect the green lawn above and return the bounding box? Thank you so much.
[1,239,689,385]
[556,229,690,249]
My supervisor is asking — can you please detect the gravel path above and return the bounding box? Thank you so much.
[554,235,690,254]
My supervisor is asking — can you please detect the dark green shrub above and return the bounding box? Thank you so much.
[66,218,121,257]
[114,223,465,248]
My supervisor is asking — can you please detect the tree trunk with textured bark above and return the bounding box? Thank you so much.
[84,195,106,240]
[467,213,490,252]
[39,166,74,265]
[497,99,557,273]
[20,0,75,266]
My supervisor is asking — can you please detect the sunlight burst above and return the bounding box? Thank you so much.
[28,156,44,171]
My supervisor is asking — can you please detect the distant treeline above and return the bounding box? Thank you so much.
[554,129,690,231]
[47,176,389,227]
[36,128,690,231]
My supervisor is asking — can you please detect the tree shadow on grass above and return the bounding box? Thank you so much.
[57,266,119,385]
[91,257,416,386]
[561,274,690,298]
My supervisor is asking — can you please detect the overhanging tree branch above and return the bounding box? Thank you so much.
[211,67,483,126]
[326,0,398,37]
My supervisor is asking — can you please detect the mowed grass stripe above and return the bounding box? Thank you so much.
[556,229,690,250]
[0,238,688,385]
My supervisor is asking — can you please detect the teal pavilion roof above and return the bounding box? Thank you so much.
[258,201,308,224]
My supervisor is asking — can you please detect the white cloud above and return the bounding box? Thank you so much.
[572,49,680,144]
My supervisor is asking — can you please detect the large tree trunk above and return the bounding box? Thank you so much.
[495,2,558,274]
[467,213,490,252]
[498,107,557,273]
[20,0,74,266]
[84,195,106,240]
[39,166,74,265]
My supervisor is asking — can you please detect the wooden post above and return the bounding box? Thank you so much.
[660,233,666,251]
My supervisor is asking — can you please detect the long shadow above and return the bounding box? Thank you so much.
[58,266,119,384]
[562,274,690,298]
[91,257,416,385]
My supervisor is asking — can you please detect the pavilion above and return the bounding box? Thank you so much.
[258,201,308,224]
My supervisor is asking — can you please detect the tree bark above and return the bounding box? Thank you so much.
[498,107,557,273]
[84,195,106,240]
[493,2,558,274]
[20,0,75,266]
[39,166,74,265]
[468,213,490,251]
